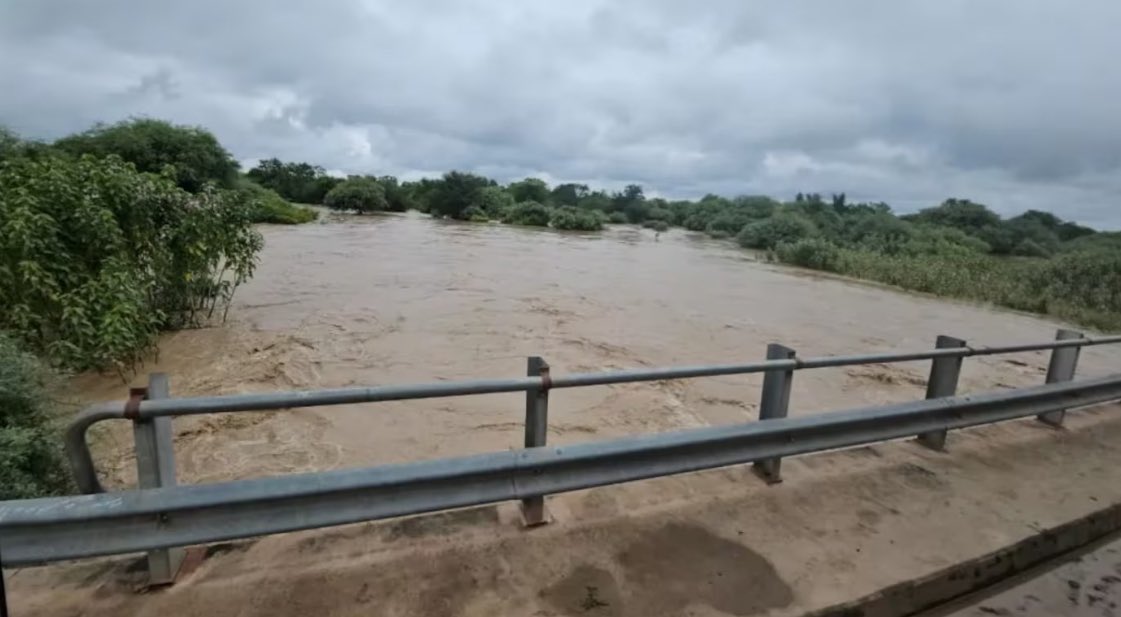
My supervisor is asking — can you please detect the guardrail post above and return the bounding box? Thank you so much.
[917,335,967,451]
[521,356,550,526]
[132,373,184,585]
[1038,329,1084,427]
[753,343,795,484]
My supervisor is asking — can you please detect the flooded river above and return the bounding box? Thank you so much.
[73,211,1121,487]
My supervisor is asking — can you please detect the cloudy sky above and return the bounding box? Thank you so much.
[2,1,1119,226]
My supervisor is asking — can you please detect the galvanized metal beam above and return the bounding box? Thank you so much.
[8,373,1121,566]
[64,334,1121,495]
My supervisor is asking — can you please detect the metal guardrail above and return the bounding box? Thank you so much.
[4,374,1121,567]
[0,329,1119,581]
[65,331,1121,494]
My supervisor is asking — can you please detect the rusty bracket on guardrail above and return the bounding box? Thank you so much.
[124,386,148,420]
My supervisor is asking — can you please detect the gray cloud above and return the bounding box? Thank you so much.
[1,1,1119,226]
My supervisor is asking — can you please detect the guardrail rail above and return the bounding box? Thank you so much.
[1,328,1120,588]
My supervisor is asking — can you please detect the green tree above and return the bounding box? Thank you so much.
[473,186,515,218]
[551,183,588,206]
[905,198,1001,232]
[737,212,818,249]
[428,171,494,219]
[323,177,389,213]
[508,177,550,204]
[247,158,339,204]
[54,118,239,192]
[378,176,418,212]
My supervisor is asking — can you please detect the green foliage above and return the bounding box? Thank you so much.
[607,211,629,224]
[0,153,262,371]
[1012,238,1050,258]
[643,219,670,232]
[502,201,552,227]
[774,239,841,272]
[323,177,388,213]
[461,205,490,222]
[508,178,550,204]
[428,171,494,219]
[377,176,418,212]
[550,183,588,206]
[905,198,1001,232]
[0,334,73,499]
[550,206,604,231]
[236,180,317,224]
[246,158,340,204]
[737,212,818,250]
[54,118,239,193]
[473,186,515,219]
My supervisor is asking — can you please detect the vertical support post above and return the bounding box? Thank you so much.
[133,373,184,585]
[917,335,967,451]
[1038,329,1084,427]
[521,357,550,526]
[753,343,796,484]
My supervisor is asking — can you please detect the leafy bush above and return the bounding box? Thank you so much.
[1012,238,1051,258]
[737,212,818,249]
[324,177,388,213]
[550,206,604,231]
[607,211,629,224]
[461,205,490,222]
[502,201,552,227]
[774,239,842,271]
[643,219,670,232]
[0,153,262,371]
[237,179,317,224]
[0,334,72,499]
[473,186,515,219]
[53,118,239,192]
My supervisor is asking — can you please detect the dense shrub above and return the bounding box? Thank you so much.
[54,118,239,192]
[0,153,262,371]
[323,177,388,213]
[774,239,842,272]
[1012,238,1051,258]
[502,201,552,227]
[607,212,628,224]
[737,212,818,249]
[0,334,73,499]
[461,205,490,222]
[643,219,670,232]
[550,206,604,231]
[237,179,317,224]
[473,186,515,219]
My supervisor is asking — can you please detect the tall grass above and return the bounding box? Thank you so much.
[774,239,1121,331]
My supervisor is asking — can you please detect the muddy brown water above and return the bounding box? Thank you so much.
[70,210,1121,488]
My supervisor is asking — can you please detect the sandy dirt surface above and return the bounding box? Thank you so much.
[10,213,1121,616]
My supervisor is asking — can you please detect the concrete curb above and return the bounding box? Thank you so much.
[809,499,1121,617]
